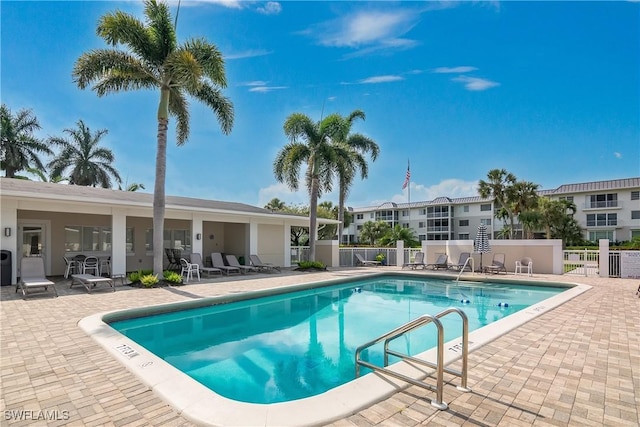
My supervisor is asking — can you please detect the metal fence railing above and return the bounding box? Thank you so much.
[608,251,621,277]
[563,249,599,276]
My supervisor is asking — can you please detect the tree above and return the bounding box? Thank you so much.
[119,182,146,192]
[359,220,390,246]
[273,112,350,261]
[73,0,234,275]
[511,180,540,238]
[26,167,69,184]
[331,110,379,244]
[47,120,122,188]
[378,225,418,247]
[264,198,287,211]
[478,169,518,239]
[0,104,52,178]
[518,209,542,239]
[317,201,337,240]
[537,198,582,247]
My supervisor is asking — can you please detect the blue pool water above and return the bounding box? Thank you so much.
[110,275,567,404]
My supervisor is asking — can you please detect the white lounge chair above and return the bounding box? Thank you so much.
[225,254,256,274]
[71,274,115,293]
[354,253,381,266]
[211,252,241,275]
[190,253,222,278]
[17,257,57,298]
[249,254,281,273]
[402,252,426,269]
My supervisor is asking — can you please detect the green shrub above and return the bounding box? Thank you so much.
[375,253,386,262]
[297,261,326,270]
[163,271,182,284]
[140,273,159,288]
[128,271,141,283]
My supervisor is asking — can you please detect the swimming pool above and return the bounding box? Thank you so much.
[80,272,590,426]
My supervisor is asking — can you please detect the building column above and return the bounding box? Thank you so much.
[396,240,405,267]
[192,215,204,256]
[284,223,291,268]
[111,209,127,276]
[1,200,18,284]
[599,239,609,278]
[249,221,258,258]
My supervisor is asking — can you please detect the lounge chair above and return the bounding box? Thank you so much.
[225,254,256,274]
[16,257,58,298]
[402,252,426,269]
[190,253,222,278]
[515,257,533,276]
[211,252,241,275]
[426,254,449,270]
[484,253,507,274]
[449,252,472,271]
[71,274,115,293]
[354,253,381,267]
[249,254,281,273]
[179,258,200,283]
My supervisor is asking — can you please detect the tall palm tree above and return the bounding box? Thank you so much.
[511,180,540,238]
[73,0,234,275]
[478,168,518,239]
[0,104,52,178]
[47,120,122,188]
[273,112,349,261]
[378,224,418,247]
[332,110,379,244]
[264,198,287,211]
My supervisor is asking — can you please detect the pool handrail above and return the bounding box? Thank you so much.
[455,257,475,282]
[354,307,470,410]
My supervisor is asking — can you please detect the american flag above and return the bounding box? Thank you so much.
[402,162,410,189]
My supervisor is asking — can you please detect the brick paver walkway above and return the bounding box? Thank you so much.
[1,270,638,426]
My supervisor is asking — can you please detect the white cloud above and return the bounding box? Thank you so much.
[256,2,281,15]
[358,75,404,84]
[258,182,308,207]
[182,0,244,9]
[249,86,288,93]
[242,80,268,86]
[452,76,500,91]
[432,66,477,74]
[388,179,479,204]
[225,49,272,60]
[614,152,622,159]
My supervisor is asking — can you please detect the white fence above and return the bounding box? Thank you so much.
[563,249,599,276]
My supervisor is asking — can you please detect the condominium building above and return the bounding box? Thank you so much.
[345,177,640,244]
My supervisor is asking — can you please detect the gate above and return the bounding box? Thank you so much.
[563,249,599,276]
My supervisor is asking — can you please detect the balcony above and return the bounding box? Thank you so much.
[583,200,621,210]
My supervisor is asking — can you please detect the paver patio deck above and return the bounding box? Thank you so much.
[1,268,638,426]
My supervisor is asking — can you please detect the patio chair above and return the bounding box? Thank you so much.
[354,253,381,267]
[249,254,281,273]
[82,256,100,276]
[165,248,180,271]
[515,257,533,276]
[180,258,200,283]
[190,253,222,278]
[402,252,426,269]
[211,252,241,275]
[16,256,57,298]
[225,254,256,274]
[63,255,78,279]
[426,253,449,270]
[484,253,507,274]
[449,252,472,271]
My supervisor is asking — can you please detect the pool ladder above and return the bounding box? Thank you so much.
[354,308,471,410]
[455,257,475,282]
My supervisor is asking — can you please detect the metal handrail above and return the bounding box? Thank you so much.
[354,308,470,410]
[456,257,475,282]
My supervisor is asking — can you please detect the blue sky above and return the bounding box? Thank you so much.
[2,1,639,209]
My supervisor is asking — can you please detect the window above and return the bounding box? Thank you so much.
[356,225,362,231]
[589,193,617,208]
[463,205,469,213]
[402,210,409,217]
[631,191,639,201]
[126,228,134,253]
[418,221,425,228]
[480,204,491,211]
[418,234,426,241]
[356,213,364,220]
[419,209,426,215]
[586,213,617,226]
[402,223,410,228]
[559,196,574,202]
[376,210,397,221]
[427,206,449,218]
[632,211,640,220]
[589,230,613,241]
[480,218,492,226]
[632,230,640,239]
[458,233,469,240]
[145,228,192,251]
[370,213,374,219]
[459,219,469,227]
[64,226,111,252]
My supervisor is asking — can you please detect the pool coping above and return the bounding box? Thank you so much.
[77,272,591,427]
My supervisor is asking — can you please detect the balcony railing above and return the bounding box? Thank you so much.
[585,200,620,209]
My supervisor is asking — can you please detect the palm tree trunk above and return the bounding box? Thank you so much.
[338,186,345,244]
[153,88,170,276]
[309,178,319,262]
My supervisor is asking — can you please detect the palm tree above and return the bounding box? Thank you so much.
[378,225,418,247]
[47,120,122,188]
[478,169,518,239]
[331,110,379,244]
[26,167,69,184]
[538,198,577,240]
[359,220,390,246]
[73,0,234,275]
[273,112,350,261]
[264,198,287,211]
[511,180,540,238]
[0,104,52,178]
[119,182,146,192]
